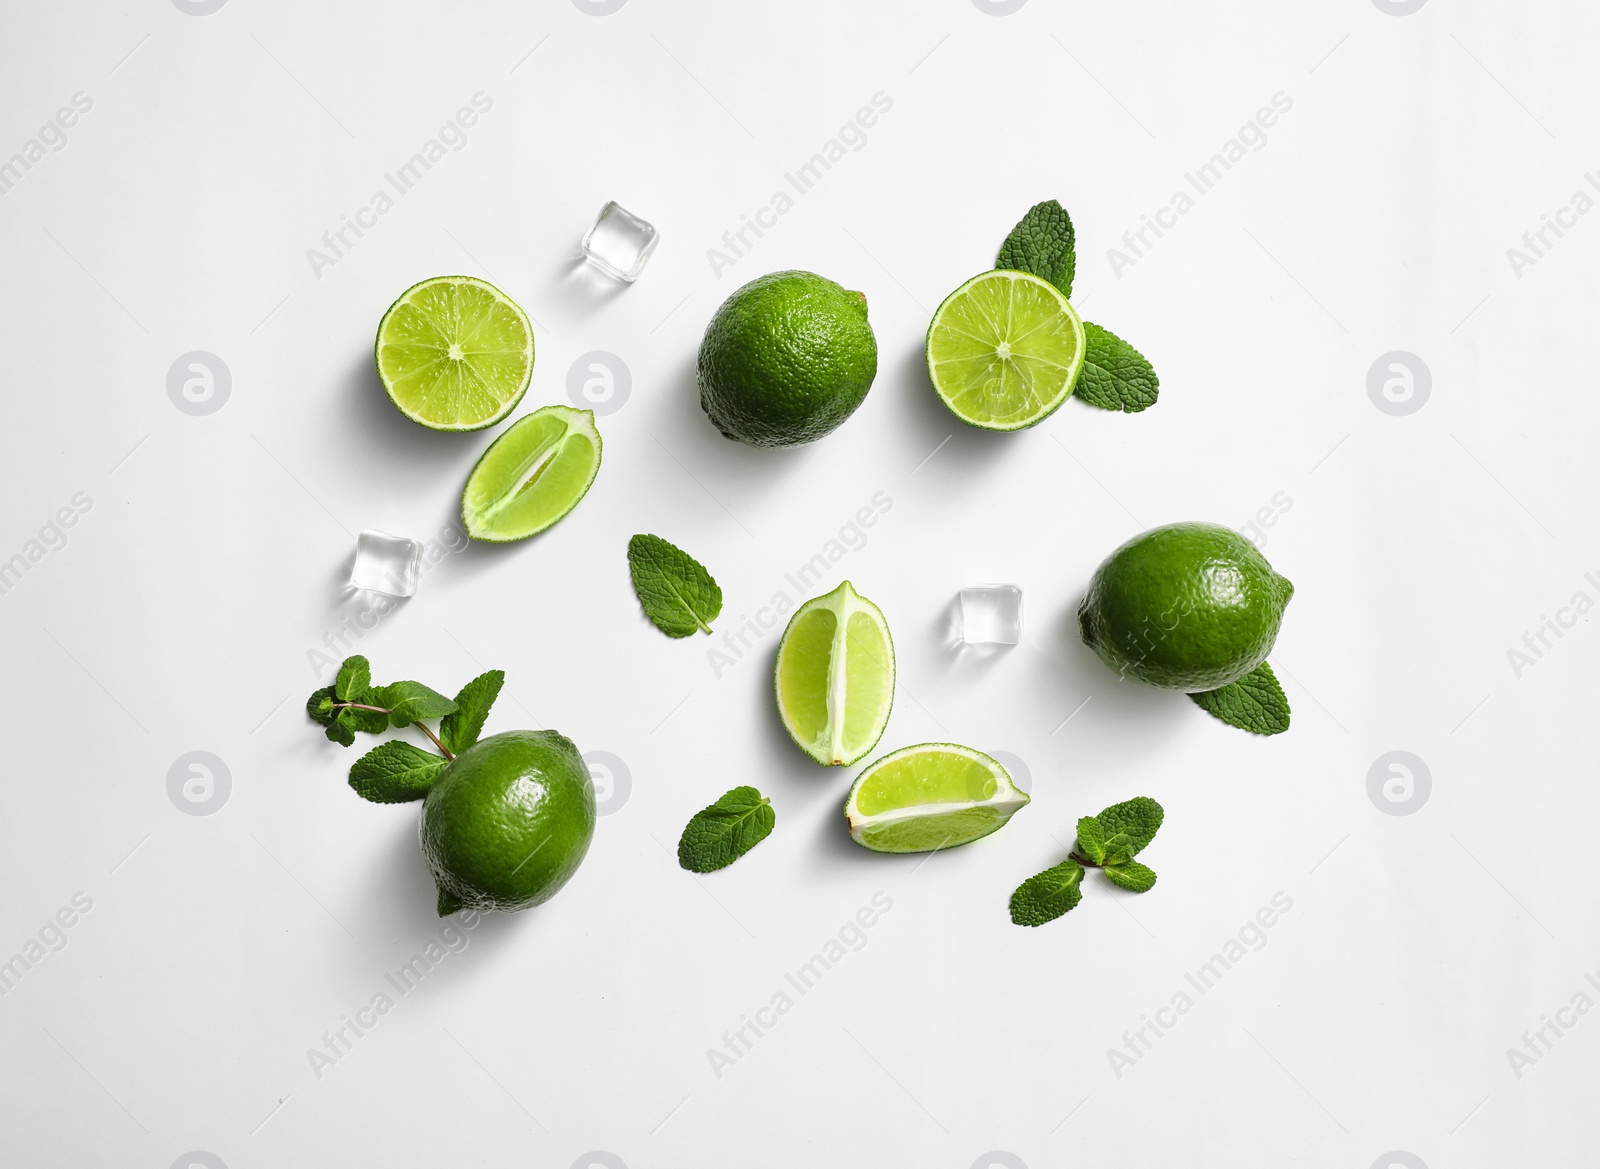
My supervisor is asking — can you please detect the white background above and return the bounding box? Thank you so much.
[1,1,1594,1166]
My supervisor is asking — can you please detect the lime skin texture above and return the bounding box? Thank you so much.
[697,270,879,448]
[420,730,596,916]
[1078,522,1294,693]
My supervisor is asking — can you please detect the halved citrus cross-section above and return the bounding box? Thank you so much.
[845,743,1029,853]
[926,269,1085,430]
[376,275,534,431]
[461,406,601,542]
[774,581,894,766]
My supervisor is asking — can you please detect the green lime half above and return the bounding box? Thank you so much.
[925,269,1086,430]
[376,275,534,431]
[845,743,1028,853]
[461,405,601,542]
[774,581,894,766]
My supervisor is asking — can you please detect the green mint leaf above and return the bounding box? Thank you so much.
[325,718,356,747]
[678,786,774,873]
[1074,816,1108,865]
[440,669,504,755]
[1075,322,1159,413]
[334,655,372,702]
[1094,797,1164,857]
[307,686,338,728]
[1103,860,1158,893]
[628,533,723,638]
[379,681,457,728]
[996,199,1075,297]
[1191,662,1290,735]
[349,740,449,803]
[1009,859,1084,926]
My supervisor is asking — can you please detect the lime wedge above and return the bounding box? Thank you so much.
[461,406,601,542]
[925,269,1086,430]
[844,743,1028,853]
[376,276,534,431]
[774,581,894,766]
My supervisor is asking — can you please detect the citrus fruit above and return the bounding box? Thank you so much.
[845,743,1029,853]
[376,275,534,431]
[774,581,894,766]
[419,729,596,915]
[698,270,878,447]
[1078,522,1294,692]
[460,405,601,542]
[925,269,1086,430]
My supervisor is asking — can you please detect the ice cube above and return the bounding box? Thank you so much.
[350,530,421,597]
[959,585,1023,645]
[581,201,659,282]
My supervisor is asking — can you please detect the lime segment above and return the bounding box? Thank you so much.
[377,276,534,431]
[925,270,1086,430]
[845,743,1028,853]
[461,406,601,542]
[774,581,894,766]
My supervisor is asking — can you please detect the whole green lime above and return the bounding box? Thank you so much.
[1078,522,1294,692]
[698,270,878,448]
[419,730,595,915]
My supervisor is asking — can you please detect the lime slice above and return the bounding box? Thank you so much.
[376,276,534,431]
[774,581,894,766]
[844,743,1028,853]
[461,406,601,542]
[925,269,1086,430]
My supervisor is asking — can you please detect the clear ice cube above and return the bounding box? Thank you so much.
[959,585,1023,645]
[350,530,421,597]
[581,201,659,282]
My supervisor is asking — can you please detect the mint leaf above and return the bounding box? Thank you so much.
[628,533,722,638]
[1075,322,1159,413]
[325,718,356,747]
[440,669,504,755]
[1191,662,1290,735]
[1094,797,1163,858]
[307,686,338,728]
[1009,859,1084,926]
[1104,860,1157,893]
[379,681,457,728]
[997,199,1075,297]
[1074,815,1108,865]
[349,740,448,803]
[678,786,774,873]
[335,655,372,702]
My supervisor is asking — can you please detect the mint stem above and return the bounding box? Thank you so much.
[333,703,454,761]
[1068,851,1102,869]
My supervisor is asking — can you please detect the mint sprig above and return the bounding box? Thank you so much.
[1010,796,1163,926]
[307,656,504,803]
[1076,322,1159,413]
[997,200,1076,299]
[678,786,775,873]
[1191,662,1290,735]
[628,533,722,638]
[994,200,1160,414]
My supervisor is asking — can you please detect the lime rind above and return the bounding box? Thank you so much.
[925,270,1086,431]
[376,275,534,432]
[460,405,602,542]
[774,581,895,767]
[845,742,1028,854]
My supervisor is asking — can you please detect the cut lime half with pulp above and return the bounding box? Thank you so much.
[774,581,894,766]
[376,275,534,431]
[925,269,1086,431]
[461,405,601,542]
[845,743,1028,853]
